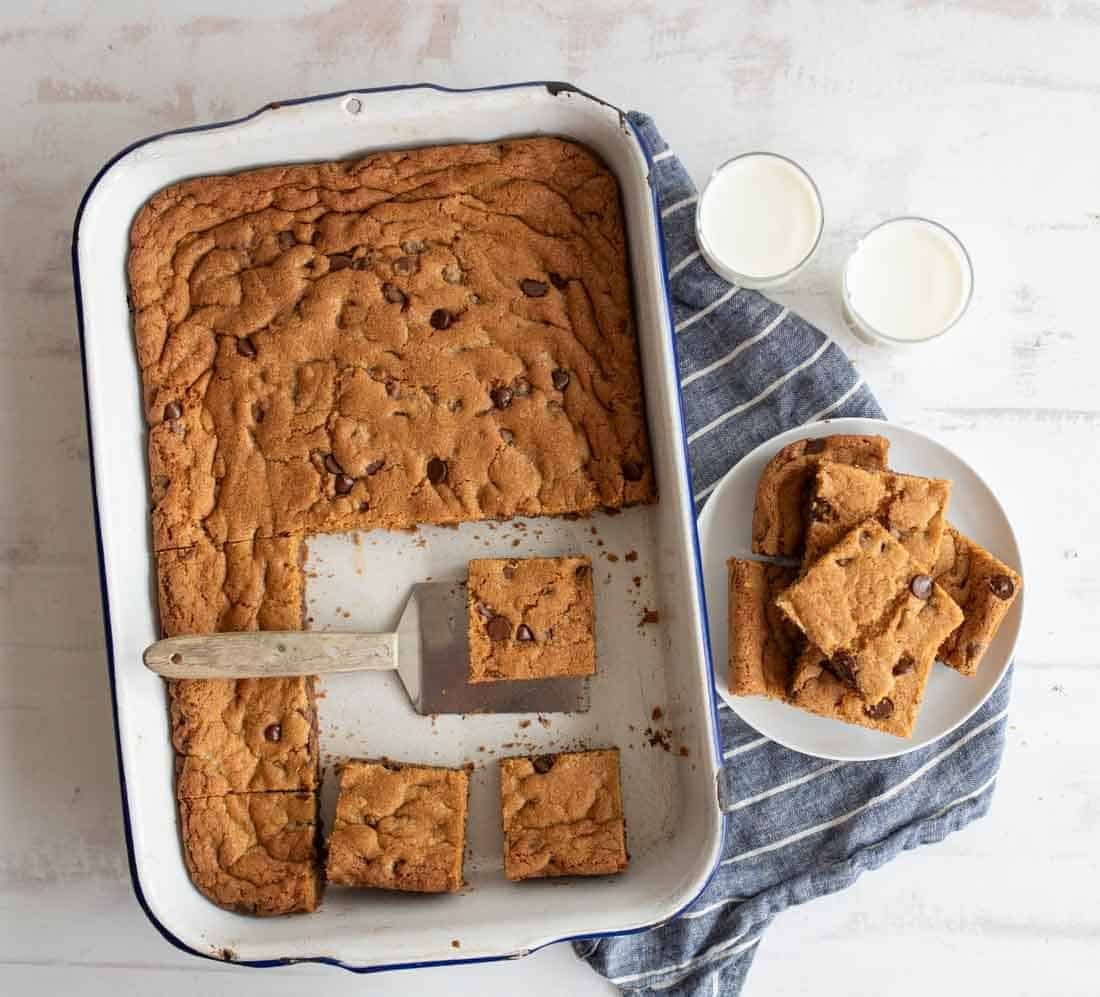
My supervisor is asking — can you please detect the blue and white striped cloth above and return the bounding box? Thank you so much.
[575,114,1012,996]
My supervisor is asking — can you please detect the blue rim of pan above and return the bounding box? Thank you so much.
[70,79,725,973]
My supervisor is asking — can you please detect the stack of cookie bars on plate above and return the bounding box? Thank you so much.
[729,435,1021,738]
[128,137,653,914]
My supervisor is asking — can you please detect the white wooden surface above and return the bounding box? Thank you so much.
[1,1,1096,994]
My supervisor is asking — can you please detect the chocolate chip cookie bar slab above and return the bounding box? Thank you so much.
[751,434,889,557]
[500,749,627,881]
[467,555,596,683]
[129,137,656,553]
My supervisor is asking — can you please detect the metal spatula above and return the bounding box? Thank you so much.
[143,580,589,715]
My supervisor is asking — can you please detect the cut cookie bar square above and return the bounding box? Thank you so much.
[179,791,320,916]
[788,638,935,739]
[155,535,305,638]
[751,434,889,557]
[467,556,596,683]
[727,558,803,699]
[500,749,627,881]
[804,462,951,571]
[170,676,319,799]
[933,525,1022,675]
[325,760,468,893]
[776,521,963,703]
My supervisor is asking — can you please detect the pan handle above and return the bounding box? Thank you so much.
[143,631,397,679]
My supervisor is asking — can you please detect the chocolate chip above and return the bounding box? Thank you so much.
[551,368,570,391]
[335,473,355,495]
[394,255,419,275]
[323,453,344,476]
[329,254,352,271]
[513,377,531,397]
[277,230,297,250]
[474,601,494,620]
[966,641,985,662]
[426,457,448,484]
[549,272,568,290]
[532,754,555,773]
[163,401,182,422]
[826,650,858,687]
[365,458,385,476]
[251,401,265,424]
[622,460,644,482]
[521,278,548,297]
[909,574,933,600]
[575,563,590,580]
[989,574,1015,599]
[264,723,282,742]
[430,308,453,330]
[486,615,512,641]
[502,564,515,579]
[804,438,826,454]
[236,336,257,359]
[516,624,534,642]
[893,653,915,676]
[385,379,400,399]
[382,282,406,306]
[864,698,895,720]
[491,386,513,409]
[499,428,515,444]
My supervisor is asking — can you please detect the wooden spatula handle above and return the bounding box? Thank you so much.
[143,631,398,679]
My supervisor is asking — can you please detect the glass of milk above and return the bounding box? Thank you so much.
[842,217,973,345]
[695,152,824,288]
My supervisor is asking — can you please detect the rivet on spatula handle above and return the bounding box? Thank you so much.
[143,631,398,679]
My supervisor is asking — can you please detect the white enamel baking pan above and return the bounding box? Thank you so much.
[73,82,724,971]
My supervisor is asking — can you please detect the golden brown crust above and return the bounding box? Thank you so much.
[179,792,320,916]
[325,761,468,893]
[804,462,951,571]
[500,749,627,880]
[467,555,596,682]
[130,138,655,554]
[933,526,1021,675]
[751,435,889,557]
[776,521,963,704]
[727,559,802,698]
[170,677,319,799]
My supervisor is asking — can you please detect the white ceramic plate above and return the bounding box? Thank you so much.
[698,417,1024,761]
